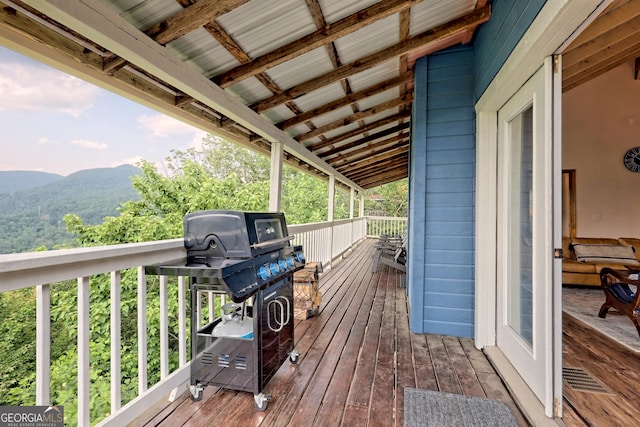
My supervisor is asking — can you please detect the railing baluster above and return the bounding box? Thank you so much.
[78,276,90,427]
[110,271,121,411]
[208,291,215,323]
[178,276,187,366]
[160,275,169,379]
[137,266,147,394]
[196,291,202,331]
[35,283,50,406]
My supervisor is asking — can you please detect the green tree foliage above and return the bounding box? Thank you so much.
[0,288,36,402]
[363,178,408,217]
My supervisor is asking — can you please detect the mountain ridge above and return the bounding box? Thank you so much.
[0,165,142,253]
[0,170,64,193]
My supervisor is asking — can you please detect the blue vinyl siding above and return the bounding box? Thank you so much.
[407,0,546,337]
[408,46,475,337]
[474,0,546,100]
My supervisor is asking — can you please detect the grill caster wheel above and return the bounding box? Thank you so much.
[254,393,271,411]
[190,383,204,402]
[289,350,300,364]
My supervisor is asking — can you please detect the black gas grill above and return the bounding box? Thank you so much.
[145,210,305,410]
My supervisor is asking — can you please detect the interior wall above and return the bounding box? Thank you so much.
[563,61,640,238]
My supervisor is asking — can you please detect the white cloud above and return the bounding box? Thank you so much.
[37,137,56,145]
[0,62,99,117]
[72,139,108,150]
[188,130,209,149]
[137,114,200,138]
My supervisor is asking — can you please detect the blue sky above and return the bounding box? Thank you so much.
[0,46,207,176]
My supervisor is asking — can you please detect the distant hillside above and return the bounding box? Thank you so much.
[0,171,64,193]
[0,165,142,253]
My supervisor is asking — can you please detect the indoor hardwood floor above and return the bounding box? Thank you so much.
[562,313,640,426]
[133,239,528,427]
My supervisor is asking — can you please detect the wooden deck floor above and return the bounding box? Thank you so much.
[562,313,640,426]
[135,239,528,427]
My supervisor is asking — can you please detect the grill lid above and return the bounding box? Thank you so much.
[184,210,291,260]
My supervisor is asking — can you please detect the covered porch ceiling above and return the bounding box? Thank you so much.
[0,0,490,190]
[563,0,640,92]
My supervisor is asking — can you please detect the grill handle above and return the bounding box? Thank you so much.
[250,235,295,249]
[267,296,290,332]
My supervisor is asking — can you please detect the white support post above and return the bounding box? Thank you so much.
[159,275,169,379]
[35,284,51,405]
[178,276,187,367]
[137,267,148,394]
[328,175,335,221]
[349,187,355,219]
[269,141,283,212]
[349,188,356,248]
[360,194,365,237]
[110,271,122,412]
[78,276,90,427]
[328,175,335,263]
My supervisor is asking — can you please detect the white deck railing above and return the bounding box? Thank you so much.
[365,216,408,238]
[0,216,403,426]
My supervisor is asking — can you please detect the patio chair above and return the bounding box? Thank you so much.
[371,234,407,274]
[598,267,640,337]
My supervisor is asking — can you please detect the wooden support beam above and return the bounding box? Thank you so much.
[295,94,413,142]
[337,146,410,174]
[145,0,252,46]
[308,113,410,151]
[343,152,408,180]
[277,73,413,130]
[316,121,411,158]
[332,134,409,167]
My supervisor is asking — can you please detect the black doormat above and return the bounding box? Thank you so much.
[404,388,518,427]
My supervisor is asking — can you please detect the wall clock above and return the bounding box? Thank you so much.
[623,147,640,173]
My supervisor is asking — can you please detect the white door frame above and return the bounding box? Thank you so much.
[474,0,607,421]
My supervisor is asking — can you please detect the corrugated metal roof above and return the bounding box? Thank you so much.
[410,0,478,36]
[319,0,382,24]
[226,77,274,105]
[265,48,334,90]
[335,14,400,63]
[358,88,400,110]
[348,61,400,91]
[292,81,346,112]
[167,28,239,77]
[217,0,316,58]
[108,0,180,31]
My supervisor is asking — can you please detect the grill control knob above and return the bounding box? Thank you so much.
[278,259,287,272]
[269,262,280,276]
[294,252,305,264]
[286,257,295,269]
[258,265,271,281]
